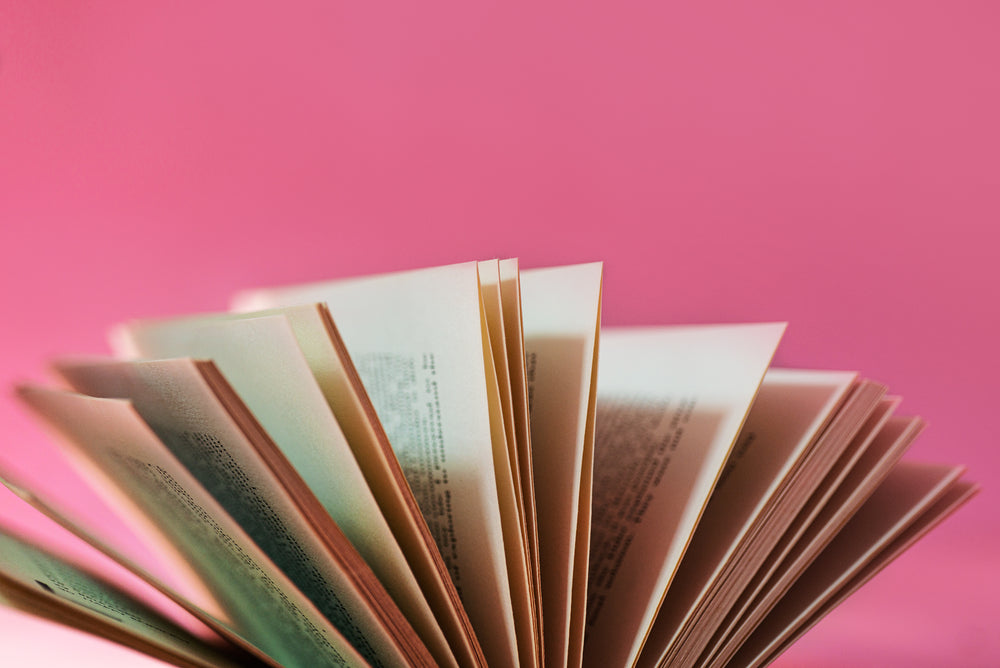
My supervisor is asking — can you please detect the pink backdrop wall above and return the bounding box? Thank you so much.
[1,2,997,665]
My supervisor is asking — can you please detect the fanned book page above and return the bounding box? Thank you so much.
[585,324,785,668]
[702,411,923,668]
[1,258,976,668]
[519,263,603,668]
[107,313,454,668]
[0,525,257,668]
[114,303,480,668]
[0,468,283,668]
[634,370,860,668]
[16,386,372,668]
[234,262,520,668]
[51,356,435,668]
[731,462,977,668]
[479,259,539,668]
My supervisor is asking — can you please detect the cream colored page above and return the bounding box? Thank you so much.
[0,583,218,668]
[240,304,463,668]
[245,305,470,668]
[110,314,449,666]
[498,258,542,656]
[114,316,398,568]
[0,527,252,668]
[17,385,368,668]
[661,381,889,668]
[704,410,918,668]
[582,323,785,668]
[732,461,969,668]
[479,261,538,668]
[752,479,978,668]
[54,358,432,668]
[634,369,854,667]
[119,303,470,667]
[0,441,220,622]
[700,399,904,668]
[675,383,888,668]
[0,472,281,668]
[519,262,602,668]
[233,262,518,668]
[759,414,920,598]
[567,317,600,668]
[478,261,525,528]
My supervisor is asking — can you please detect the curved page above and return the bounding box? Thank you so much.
[519,262,603,668]
[53,357,434,667]
[584,323,784,668]
[233,262,518,668]
[635,369,856,668]
[17,385,376,668]
[0,525,257,668]
[0,469,282,667]
[108,312,453,667]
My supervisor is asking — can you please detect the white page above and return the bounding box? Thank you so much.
[657,379,888,668]
[634,370,854,668]
[109,313,453,667]
[754,478,978,668]
[54,357,435,667]
[111,316,404,579]
[233,262,518,668]
[498,258,543,655]
[17,385,371,668]
[583,323,785,668]
[0,470,282,668]
[0,525,254,668]
[271,303,476,668]
[479,260,538,668]
[478,261,526,534]
[519,262,603,668]
[732,461,971,668]
[701,403,914,668]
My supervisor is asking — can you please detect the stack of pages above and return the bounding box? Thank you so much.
[0,261,976,668]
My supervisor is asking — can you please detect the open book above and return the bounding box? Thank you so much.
[1,260,976,668]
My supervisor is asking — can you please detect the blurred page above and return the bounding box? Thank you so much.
[17,385,376,668]
[585,323,784,668]
[108,313,453,667]
[234,262,518,667]
[519,263,603,668]
[0,524,255,668]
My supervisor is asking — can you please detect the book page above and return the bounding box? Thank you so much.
[699,384,890,656]
[478,261,527,541]
[111,315,408,582]
[660,379,888,668]
[0,524,255,668]
[519,262,603,668]
[755,478,978,668]
[117,303,479,667]
[633,369,855,667]
[16,385,372,668]
[53,357,435,667]
[0,470,282,667]
[109,312,454,667]
[479,260,539,668]
[732,461,972,668]
[703,410,921,668]
[233,262,518,668]
[498,258,543,658]
[274,304,480,668]
[699,398,901,667]
[584,323,785,668]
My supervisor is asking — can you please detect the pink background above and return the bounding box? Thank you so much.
[1,2,997,665]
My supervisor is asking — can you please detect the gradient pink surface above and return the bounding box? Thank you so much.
[1,2,997,666]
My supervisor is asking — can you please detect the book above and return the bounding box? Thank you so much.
[0,259,976,668]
